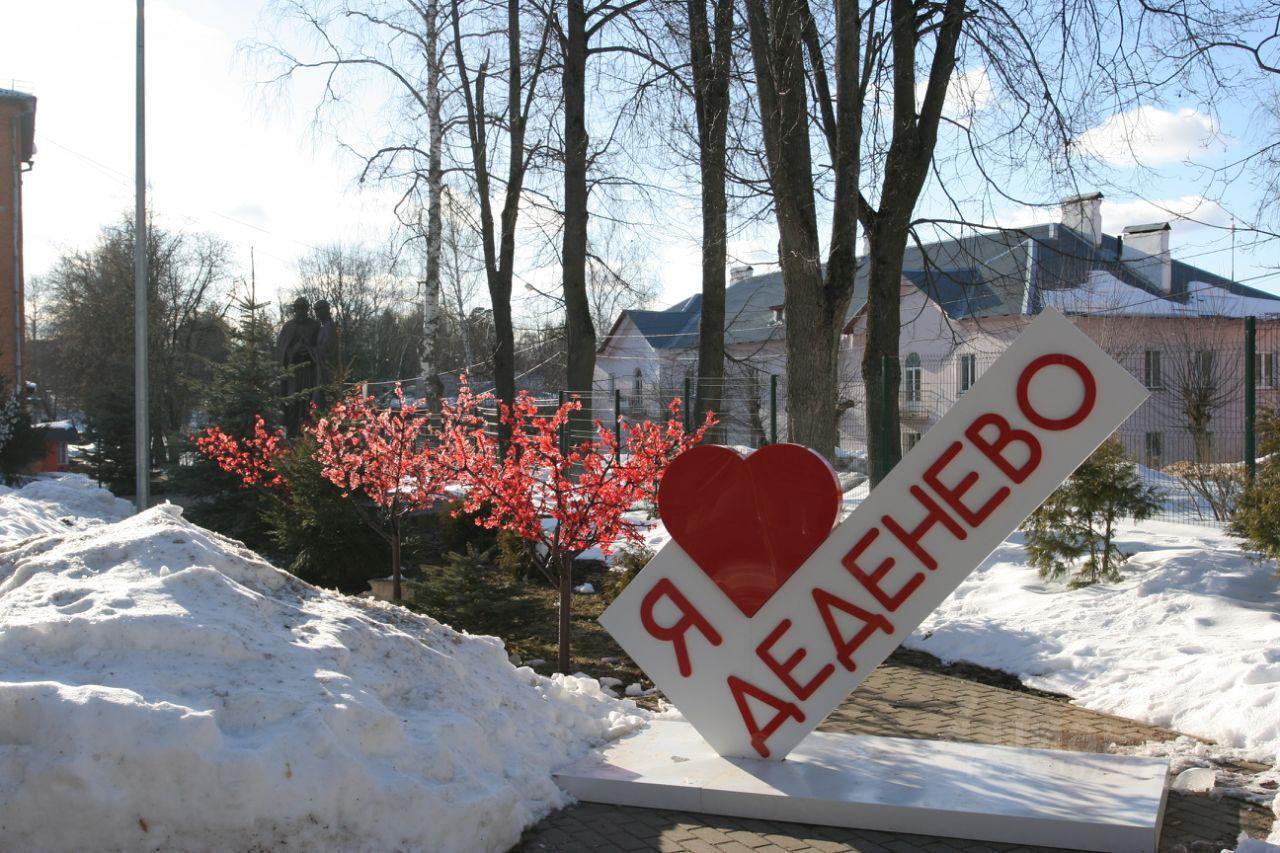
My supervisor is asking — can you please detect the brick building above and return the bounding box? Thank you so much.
[0,88,37,390]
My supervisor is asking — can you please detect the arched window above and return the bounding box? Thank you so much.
[904,352,922,402]
[629,368,644,416]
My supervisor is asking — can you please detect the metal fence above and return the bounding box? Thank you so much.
[358,315,1280,528]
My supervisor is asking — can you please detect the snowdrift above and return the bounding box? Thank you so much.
[0,473,133,540]
[906,519,1280,765]
[0,478,642,852]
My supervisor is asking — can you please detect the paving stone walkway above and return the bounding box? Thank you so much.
[518,655,1274,853]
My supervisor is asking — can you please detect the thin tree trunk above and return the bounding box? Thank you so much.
[557,554,573,673]
[689,0,732,440]
[420,0,445,404]
[562,0,595,443]
[391,511,402,602]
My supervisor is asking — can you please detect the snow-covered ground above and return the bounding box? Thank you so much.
[0,474,643,852]
[905,518,1279,763]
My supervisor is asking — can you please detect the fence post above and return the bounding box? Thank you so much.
[614,388,622,462]
[1245,315,1257,481]
[684,376,692,430]
[769,374,778,445]
[878,355,895,481]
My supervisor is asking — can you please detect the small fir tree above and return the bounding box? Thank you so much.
[178,296,284,547]
[263,435,390,592]
[1230,410,1280,574]
[1023,439,1162,586]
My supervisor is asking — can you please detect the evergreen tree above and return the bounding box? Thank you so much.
[263,435,389,592]
[1230,411,1280,574]
[175,296,282,548]
[1023,439,1162,586]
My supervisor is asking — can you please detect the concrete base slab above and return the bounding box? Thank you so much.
[554,720,1169,852]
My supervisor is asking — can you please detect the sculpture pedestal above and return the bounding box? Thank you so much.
[555,721,1168,853]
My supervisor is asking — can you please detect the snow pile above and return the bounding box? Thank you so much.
[0,499,643,852]
[906,519,1280,765]
[0,473,132,541]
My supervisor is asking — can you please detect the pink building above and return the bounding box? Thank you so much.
[596,193,1280,466]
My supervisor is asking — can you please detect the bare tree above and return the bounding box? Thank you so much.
[450,0,553,426]
[742,0,870,464]
[682,0,735,436]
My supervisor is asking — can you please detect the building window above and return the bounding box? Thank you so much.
[628,368,643,416]
[1144,431,1163,468]
[771,306,785,325]
[1256,352,1277,388]
[1143,350,1162,390]
[958,353,977,394]
[1192,350,1215,387]
[904,431,922,453]
[903,353,922,403]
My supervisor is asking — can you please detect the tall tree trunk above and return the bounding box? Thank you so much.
[562,0,595,442]
[420,0,445,404]
[861,0,965,484]
[689,0,732,440]
[744,0,838,458]
[862,220,907,485]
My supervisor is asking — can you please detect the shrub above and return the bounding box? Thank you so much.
[601,546,654,602]
[1230,411,1280,573]
[410,543,538,636]
[1023,438,1162,586]
[262,436,389,593]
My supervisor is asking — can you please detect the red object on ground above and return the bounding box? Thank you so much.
[658,444,842,618]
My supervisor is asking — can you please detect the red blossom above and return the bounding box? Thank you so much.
[432,378,715,570]
[308,385,441,514]
[195,415,285,489]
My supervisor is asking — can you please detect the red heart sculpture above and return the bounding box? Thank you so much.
[658,444,842,617]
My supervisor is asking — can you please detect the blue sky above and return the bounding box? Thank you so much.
[5,0,1280,312]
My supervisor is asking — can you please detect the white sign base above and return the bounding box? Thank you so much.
[555,721,1169,853]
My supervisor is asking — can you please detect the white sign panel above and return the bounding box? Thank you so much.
[600,309,1149,760]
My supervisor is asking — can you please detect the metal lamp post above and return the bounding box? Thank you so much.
[134,0,150,512]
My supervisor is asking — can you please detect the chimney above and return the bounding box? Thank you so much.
[1121,223,1172,293]
[1060,192,1103,247]
[729,264,753,283]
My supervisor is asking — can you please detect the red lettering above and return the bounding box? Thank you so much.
[842,525,926,610]
[756,619,835,701]
[812,586,895,672]
[1016,353,1097,431]
[640,578,722,677]
[882,485,967,572]
[727,674,805,758]
[924,439,1009,527]
[966,412,1042,485]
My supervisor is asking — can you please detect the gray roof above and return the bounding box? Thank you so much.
[605,222,1280,351]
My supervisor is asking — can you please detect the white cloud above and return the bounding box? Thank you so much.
[1075,106,1224,166]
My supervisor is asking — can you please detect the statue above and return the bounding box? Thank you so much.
[276,297,320,437]
[311,299,338,409]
